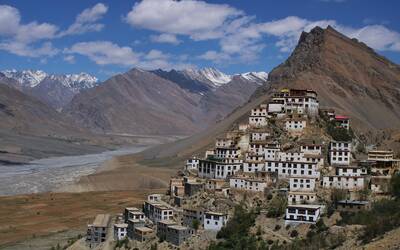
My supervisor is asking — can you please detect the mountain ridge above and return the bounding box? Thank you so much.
[64,68,266,135]
[1,69,99,110]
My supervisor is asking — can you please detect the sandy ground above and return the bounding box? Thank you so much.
[60,155,178,193]
[0,190,165,249]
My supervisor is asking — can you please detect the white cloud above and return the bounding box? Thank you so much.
[345,25,400,51]
[198,50,231,63]
[150,33,181,45]
[0,41,58,57]
[66,41,193,70]
[125,0,242,40]
[201,14,400,63]
[65,41,140,66]
[59,3,108,36]
[145,49,169,60]
[64,55,75,64]
[0,5,21,35]
[0,4,108,58]
[0,5,58,44]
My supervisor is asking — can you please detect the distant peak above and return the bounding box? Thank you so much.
[238,72,268,83]
[1,69,98,90]
[180,67,232,87]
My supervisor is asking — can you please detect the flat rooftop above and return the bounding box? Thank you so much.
[135,226,153,232]
[337,200,369,205]
[287,204,321,210]
[125,207,140,211]
[114,223,128,228]
[168,225,189,231]
[92,214,110,227]
[130,211,144,215]
[158,220,177,225]
[205,211,227,216]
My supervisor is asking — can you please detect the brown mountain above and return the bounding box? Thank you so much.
[0,83,78,136]
[81,25,400,191]
[0,83,108,163]
[145,25,400,163]
[64,69,261,135]
[255,25,400,131]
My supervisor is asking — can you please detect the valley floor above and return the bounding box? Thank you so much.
[0,190,165,249]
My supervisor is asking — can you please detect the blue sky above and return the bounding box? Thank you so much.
[0,0,399,80]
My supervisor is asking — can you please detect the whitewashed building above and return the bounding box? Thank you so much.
[285,118,307,133]
[265,161,320,179]
[114,223,128,240]
[204,212,228,231]
[268,99,285,114]
[148,194,163,202]
[251,104,268,117]
[288,191,317,204]
[185,158,199,171]
[243,154,265,173]
[334,115,350,130]
[198,159,242,179]
[249,116,268,128]
[329,141,352,166]
[249,142,268,156]
[269,89,319,117]
[278,151,323,169]
[300,144,322,155]
[322,175,364,191]
[143,201,174,223]
[215,147,241,159]
[336,165,363,177]
[289,176,316,192]
[250,131,271,142]
[215,138,235,148]
[264,142,281,160]
[229,176,269,192]
[285,204,321,224]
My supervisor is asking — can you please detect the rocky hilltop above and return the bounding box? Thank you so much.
[255,26,400,131]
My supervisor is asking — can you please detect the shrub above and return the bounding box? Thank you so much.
[274,225,281,231]
[266,196,287,218]
[326,121,353,141]
[210,204,268,249]
[290,230,299,238]
[339,199,400,242]
[192,219,200,230]
[390,172,400,199]
[256,226,263,236]
[316,220,328,233]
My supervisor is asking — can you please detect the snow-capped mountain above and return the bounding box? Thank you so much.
[1,69,99,110]
[181,67,232,87]
[48,73,98,93]
[239,72,269,83]
[2,70,98,91]
[180,67,268,87]
[2,69,48,88]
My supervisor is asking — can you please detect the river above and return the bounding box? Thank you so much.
[0,145,149,196]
